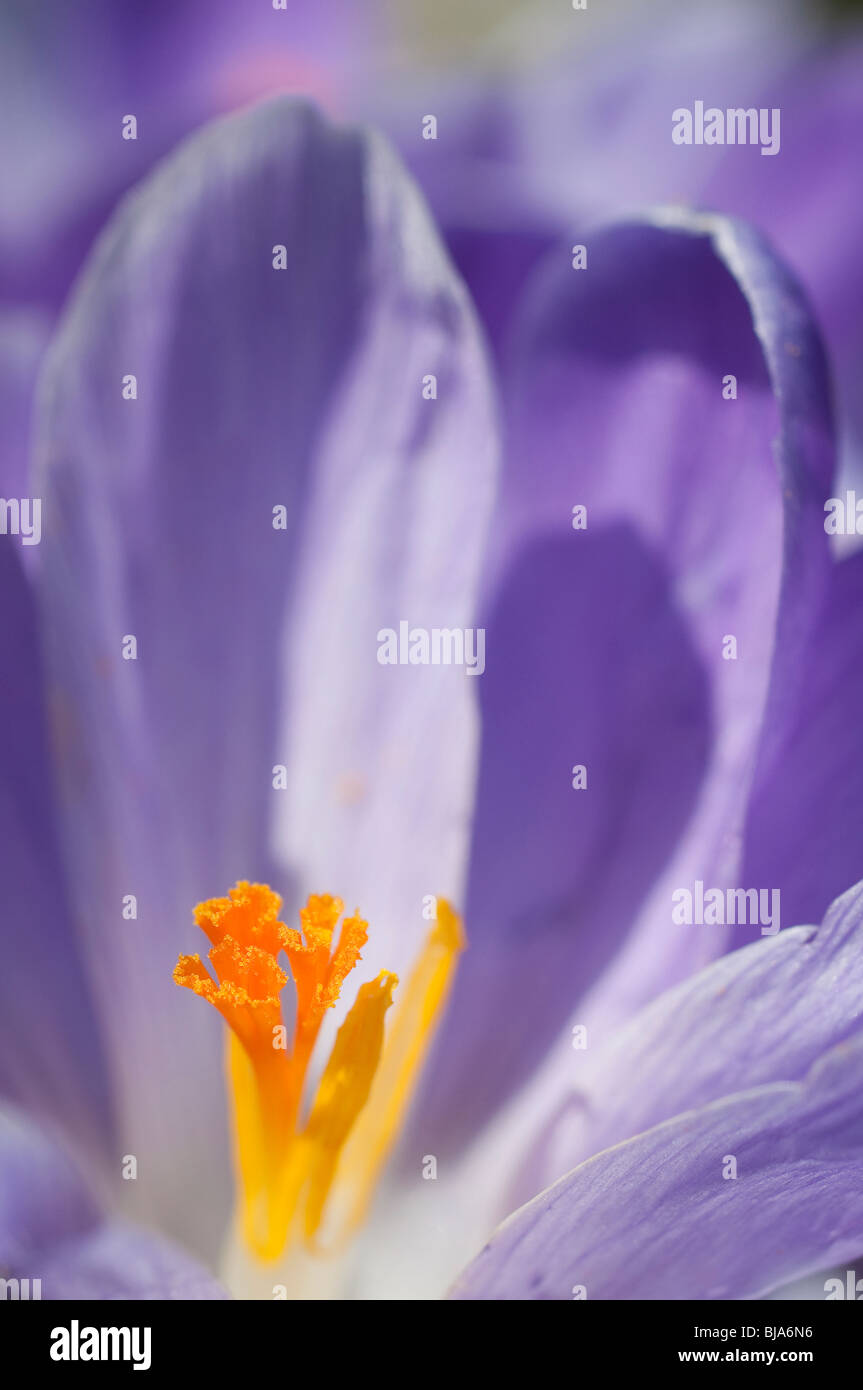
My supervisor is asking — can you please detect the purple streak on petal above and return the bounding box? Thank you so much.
[451,1033,863,1301]
[35,97,497,1255]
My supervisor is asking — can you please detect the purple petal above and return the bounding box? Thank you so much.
[375,1,798,296]
[481,0,804,232]
[703,35,863,478]
[451,1031,863,1300]
[742,550,863,934]
[0,1107,227,1299]
[37,1223,230,1300]
[0,314,113,1145]
[417,211,834,1151]
[377,78,560,354]
[0,1108,101,1268]
[445,222,558,360]
[35,97,497,1254]
[0,533,112,1156]
[0,309,50,496]
[0,1,376,313]
[509,879,863,1203]
[415,526,710,1154]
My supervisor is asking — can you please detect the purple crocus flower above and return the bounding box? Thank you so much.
[4,10,863,1300]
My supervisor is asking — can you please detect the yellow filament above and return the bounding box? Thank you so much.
[173,882,464,1263]
[331,900,466,1238]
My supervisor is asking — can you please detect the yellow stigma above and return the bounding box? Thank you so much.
[173,882,463,1262]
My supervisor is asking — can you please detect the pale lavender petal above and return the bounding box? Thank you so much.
[0,1108,227,1299]
[37,1224,230,1300]
[0,1108,101,1268]
[509,879,863,1202]
[452,1033,863,1300]
[35,97,497,1255]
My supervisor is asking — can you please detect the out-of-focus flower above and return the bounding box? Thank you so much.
[0,0,380,319]
[377,0,863,480]
[5,0,863,480]
[2,89,862,1299]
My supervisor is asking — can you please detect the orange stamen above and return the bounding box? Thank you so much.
[173,880,464,1264]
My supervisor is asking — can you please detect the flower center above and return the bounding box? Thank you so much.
[174,882,463,1262]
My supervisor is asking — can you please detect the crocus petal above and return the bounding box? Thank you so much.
[703,33,863,482]
[494,4,863,487]
[35,97,497,1255]
[1,314,110,1144]
[444,221,559,360]
[0,1107,227,1299]
[376,77,561,354]
[0,308,50,497]
[0,1108,101,1268]
[37,1223,230,1300]
[451,1031,863,1300]
[0,543,113,1157]
[385,877,863,1299]
[0,1,378,314]
[452,881,863,1300]
[0,314,112,1152]
[741,550,863,935]
[0,308,111,1156]
[415,526,710,1154]
[417,211,833,1153]
[508,879,863,1200]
